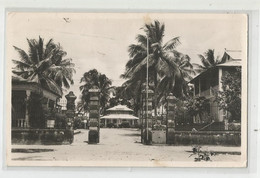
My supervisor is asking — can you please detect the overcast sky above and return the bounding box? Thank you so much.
[6,13,247,102]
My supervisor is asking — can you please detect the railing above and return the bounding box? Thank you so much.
[15,119,28,128]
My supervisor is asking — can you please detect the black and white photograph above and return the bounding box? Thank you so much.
[5,12,247,167]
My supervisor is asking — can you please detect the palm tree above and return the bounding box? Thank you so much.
[12,36,75,94]
[193,49,224,73]
[123,20,188,116]
[158,52,195,99]
[79,69,113,115]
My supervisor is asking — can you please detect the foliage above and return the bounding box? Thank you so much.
[186,97,210,123]
[73,117,83,129]
[119,121,130,128]
[193,49,224,73]
[12,36,75,94]
[215,67,241,121]
[108,86,132,108]
[122,20,194,116]
[189,146,214,162]
[79,69,113,115]
[54,113,67,129]
[173,98,193,125]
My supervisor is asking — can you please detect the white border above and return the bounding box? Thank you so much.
[0,0,259,178]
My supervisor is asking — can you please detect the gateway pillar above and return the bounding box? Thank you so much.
[88,86,100,144]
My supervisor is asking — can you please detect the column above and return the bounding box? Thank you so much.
[166,93,176,144]
[88,86,100,144]
[141,88,154,145]
[218,68,225,123]
[65,91,77,129]
[25,90,31,128]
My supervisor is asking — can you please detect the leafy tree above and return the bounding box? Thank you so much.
[79,69,113,115]
[12,36,75,94]
[186,96,210,123]
[215,67,241,122]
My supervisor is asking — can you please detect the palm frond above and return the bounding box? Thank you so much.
[163,37,180,51]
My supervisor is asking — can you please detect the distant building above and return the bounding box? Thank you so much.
[189,51,242,125]
[101,105,139,127]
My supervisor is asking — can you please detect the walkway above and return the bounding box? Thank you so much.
[11,128,242,164]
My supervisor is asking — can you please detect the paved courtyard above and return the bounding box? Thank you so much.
[11,128,241,163]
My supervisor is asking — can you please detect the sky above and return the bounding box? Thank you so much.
[6,12,247,102]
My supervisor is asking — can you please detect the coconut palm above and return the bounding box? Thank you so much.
[79,69,113,114]
[12,36,75,94]
[193,49,224,73]
[123,20,189,116]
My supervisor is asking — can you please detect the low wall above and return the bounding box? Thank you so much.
[12,128,74,145]
[169,131,241,146]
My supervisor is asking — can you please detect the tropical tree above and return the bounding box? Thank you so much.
[12,36,75,94]
[193,49,224,73]
[79,69,113,115]
[186,96,210,123]
[122,20,192,116]
[215,67,241,122]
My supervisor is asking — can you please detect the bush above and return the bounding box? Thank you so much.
[107,123,115,128]
[54,113,67,129]
[120,121,130,128]
[73,117,83,129]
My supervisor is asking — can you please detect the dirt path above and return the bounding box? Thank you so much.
[11,128,241,163]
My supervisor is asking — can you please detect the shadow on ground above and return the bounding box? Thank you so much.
[12,148,54,153]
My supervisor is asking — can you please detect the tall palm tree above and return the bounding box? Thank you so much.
[193,49,224,73]
[123,20,188,116]
[12,36,75,94]
[157,53,195,104]
[79,69,113,114]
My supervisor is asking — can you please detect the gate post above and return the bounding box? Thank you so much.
[141,88,154,145]
[65,91,77,129]
[166,93,176,144]
[88,86,100,144]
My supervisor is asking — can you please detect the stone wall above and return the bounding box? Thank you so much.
[12,128,74,145]
[168,131,241,146]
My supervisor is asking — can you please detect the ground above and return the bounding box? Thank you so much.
[11,128,241,163]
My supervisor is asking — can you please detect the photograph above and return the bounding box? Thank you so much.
[5,12,247,167]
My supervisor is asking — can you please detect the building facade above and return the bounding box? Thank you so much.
[190,52,242,125]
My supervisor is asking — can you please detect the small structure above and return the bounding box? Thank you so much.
[101,105,139,127]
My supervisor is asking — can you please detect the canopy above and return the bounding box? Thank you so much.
[100,114,139,120]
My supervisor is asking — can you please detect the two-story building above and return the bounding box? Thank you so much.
[189,51,242,125]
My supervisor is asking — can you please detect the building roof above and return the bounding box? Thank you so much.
[107,104,133,112]
[101,114,139,120]
[216,59,241,67]
[189,51,242,83]
[12,75,62,97]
